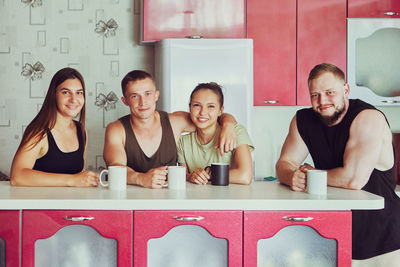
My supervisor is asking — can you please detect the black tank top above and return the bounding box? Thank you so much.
[297,99,400,259]
[33,121,85,174]
[119,111,177,173]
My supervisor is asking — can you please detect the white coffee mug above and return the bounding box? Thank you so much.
[167,166,186,190]
[307,170,327,195]
[99,166,127,191]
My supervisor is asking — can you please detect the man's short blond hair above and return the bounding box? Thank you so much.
[308,63,345,88]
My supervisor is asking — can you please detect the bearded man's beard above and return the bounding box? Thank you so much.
[314,102,346,127]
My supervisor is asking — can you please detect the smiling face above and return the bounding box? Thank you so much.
[55,78,84,119]
[309,72,350,126]
[121,77,159,120]
[189,89,223,130]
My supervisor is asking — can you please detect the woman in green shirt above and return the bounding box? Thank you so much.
[178,82,254,185]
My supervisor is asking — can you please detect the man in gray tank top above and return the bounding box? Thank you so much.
[276,63,400,266]
[103,70,237,189]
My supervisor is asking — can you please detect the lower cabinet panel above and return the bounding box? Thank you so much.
[22,210,132,267]
[0,211,20,267]
[134,210,243,267]
[243,211,352,267]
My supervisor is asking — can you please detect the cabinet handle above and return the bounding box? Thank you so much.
[63,216,94,222]
[282,216,313,222]
[173,216,204,222]
[383,11,399,16]
[263,100,280,104]
[185,35,203,39]
[382,100,400,104]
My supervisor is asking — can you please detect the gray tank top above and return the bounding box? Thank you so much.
[119,111,177,173]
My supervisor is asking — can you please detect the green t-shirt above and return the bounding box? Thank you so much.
[177,124,254,173]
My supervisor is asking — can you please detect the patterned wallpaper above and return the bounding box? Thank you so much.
[0,0,154,175]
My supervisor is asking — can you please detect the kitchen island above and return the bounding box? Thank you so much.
[0,180,383,210]
[0,181,384,267]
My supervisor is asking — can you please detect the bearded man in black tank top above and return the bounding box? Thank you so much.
[276,63,400,266]
[103,70,238,189]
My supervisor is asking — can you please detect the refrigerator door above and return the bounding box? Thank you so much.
[155,38,253,136]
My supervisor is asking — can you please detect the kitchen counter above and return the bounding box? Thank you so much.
[0,181,383,211]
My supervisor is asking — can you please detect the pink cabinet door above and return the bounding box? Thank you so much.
[0,211,20,267]
[248,0,297,106]
[348,0,400,18]
[297,0,347,106]
[134,210,242,267]
[141,0,245,42]
[22,210,132,267]
[244,211,351,267]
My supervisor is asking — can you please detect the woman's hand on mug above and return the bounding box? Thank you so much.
[188,168,210,185]
[71,170,99,187]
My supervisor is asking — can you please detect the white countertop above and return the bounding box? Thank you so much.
[0,181,383,211]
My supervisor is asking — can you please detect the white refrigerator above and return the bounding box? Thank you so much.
[154,38,253,136]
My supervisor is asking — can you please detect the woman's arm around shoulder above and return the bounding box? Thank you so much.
[169,111,238,155]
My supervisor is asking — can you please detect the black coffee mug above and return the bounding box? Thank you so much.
[210,163,229,186]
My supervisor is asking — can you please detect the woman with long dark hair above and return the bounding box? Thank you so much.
[10,67,98,186]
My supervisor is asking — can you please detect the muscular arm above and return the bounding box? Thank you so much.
[276,115,310,191]
[229,144,253,185]
[10,136,98,187]
[326,110,391,189]
[103,121,167,188]
[103,121,137,184]
[169,111,238,155]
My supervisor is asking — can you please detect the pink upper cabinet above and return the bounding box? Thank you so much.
[141,0,246,43]
[297,0,347,106]
[247,0,297,106]
[249,0,346,106]
[348,0,400,18]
